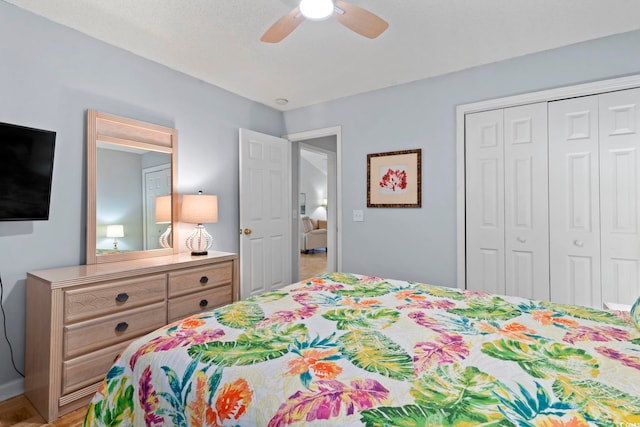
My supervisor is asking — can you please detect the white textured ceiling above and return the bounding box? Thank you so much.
[6,0,640,110]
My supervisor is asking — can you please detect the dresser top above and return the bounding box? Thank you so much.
[28,251,237,288]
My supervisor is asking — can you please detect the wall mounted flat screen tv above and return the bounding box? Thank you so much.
[0,121,56,221]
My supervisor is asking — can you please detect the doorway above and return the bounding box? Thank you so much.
[142,163,171,250]
[286,127,341,281]
[299,147,329,279]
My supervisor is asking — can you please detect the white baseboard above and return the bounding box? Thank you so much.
[0,378,24,402]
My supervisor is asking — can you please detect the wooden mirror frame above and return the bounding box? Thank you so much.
[86,110,178,264]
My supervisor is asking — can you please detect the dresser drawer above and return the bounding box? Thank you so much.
[64,303,165,359]
[64,274,166,324]
[168,262,233,298]
[168,285,233,323]
[62,340,132,395]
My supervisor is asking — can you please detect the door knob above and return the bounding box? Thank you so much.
[243,228,252,235]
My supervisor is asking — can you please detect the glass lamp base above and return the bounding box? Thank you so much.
[159,224,172,249]
[185,224,212,256]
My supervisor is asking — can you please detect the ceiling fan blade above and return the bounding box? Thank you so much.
[333,1,388,39]
[261,7,305,43]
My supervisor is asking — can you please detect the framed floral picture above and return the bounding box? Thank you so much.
[367,149,421,208]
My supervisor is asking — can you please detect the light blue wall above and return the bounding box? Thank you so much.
[283,29,640,287]
[96,149,144,252]
[0,1,284,397]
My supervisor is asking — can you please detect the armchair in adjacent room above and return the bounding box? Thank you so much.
[301,216,327,253]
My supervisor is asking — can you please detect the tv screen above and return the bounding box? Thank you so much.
[0,121,56,221]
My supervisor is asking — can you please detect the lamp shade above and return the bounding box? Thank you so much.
[181,193,218,224]
[106,224,124,238]
[155,195,172,224]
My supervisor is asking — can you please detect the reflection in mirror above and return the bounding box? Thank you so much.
[87,110,178,264]
[95,142,172,253]
[155,195,172,248]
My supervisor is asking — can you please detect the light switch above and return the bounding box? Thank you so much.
[353,210,364,222]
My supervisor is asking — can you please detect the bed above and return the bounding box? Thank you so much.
[84,273,640,426]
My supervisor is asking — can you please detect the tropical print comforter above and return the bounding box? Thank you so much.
[84,273,640,426]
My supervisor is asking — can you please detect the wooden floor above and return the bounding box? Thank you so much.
[0,395,85,427]
[299,249,327,281]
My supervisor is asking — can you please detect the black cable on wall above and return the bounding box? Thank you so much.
[0,274,25,377]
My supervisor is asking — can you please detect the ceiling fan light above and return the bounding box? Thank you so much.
[299,0,334,21]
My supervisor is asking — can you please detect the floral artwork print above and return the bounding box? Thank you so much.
[84,273,640,426]
[367,149,421,207]
[379,167,408,193]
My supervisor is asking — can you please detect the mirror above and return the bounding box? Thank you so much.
[86,110,178,264]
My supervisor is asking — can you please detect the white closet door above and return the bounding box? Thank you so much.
[504,103,549,301]
[599,88,640,304]
[549,95,602,307]
[466,110,505,295]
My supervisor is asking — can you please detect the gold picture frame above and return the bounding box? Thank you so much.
[367,149,422,208]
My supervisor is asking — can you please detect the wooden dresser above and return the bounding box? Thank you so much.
[24,251,239,422]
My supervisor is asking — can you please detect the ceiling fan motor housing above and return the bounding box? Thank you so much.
[299,0,334,21]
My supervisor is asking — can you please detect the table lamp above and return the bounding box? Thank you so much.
[106,224,124,251]
[181,191,218,256]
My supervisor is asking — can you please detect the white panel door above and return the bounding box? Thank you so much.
[239,129,291,298]
[143,164,171,250]
[599,88,640,305]
[504,103,549,301]
[549,95,602,307]
[465,109,505,295]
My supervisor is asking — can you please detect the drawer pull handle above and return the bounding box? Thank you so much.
[199,299,209,308]
[115,293,129,303]
[200,276,209,284]
[115,322,129,332]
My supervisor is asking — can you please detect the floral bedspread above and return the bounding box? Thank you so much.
[84,273,640,426]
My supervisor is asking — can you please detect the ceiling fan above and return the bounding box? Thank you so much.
[261,0,388,43]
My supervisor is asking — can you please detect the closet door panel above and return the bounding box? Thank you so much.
[599,88,640,304]
[466,110,505,295]
[504,103,549,301]
[549,96,602,307]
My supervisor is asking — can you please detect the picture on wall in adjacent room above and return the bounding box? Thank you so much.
[367,149,421,208]
[299,192,306,215]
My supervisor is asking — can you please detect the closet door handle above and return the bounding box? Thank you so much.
[573,240,584,247]
[516,237,526,243]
